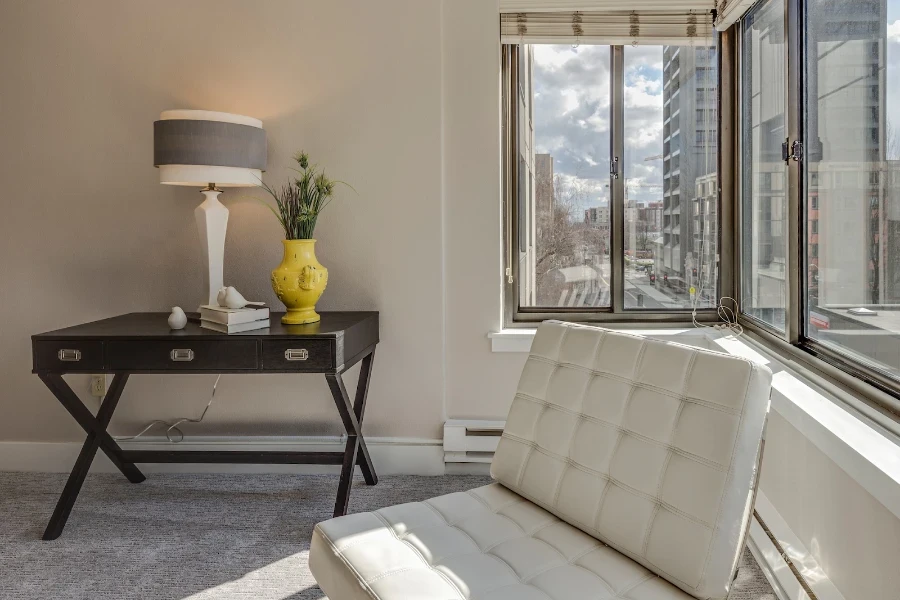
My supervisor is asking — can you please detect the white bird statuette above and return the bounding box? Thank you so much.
[221,286,250,309]
[168,306,187,330]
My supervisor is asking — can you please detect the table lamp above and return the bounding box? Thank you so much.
[153,110,267,306]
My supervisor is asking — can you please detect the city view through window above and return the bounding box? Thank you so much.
[743,0,900,379]
[517,44,718,310]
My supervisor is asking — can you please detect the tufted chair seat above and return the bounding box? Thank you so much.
[310,322,772,600]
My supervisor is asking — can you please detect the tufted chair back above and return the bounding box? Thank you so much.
[491,321,772,599]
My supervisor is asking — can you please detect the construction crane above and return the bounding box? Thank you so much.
[625,180,662,201]
[643,154,664,161]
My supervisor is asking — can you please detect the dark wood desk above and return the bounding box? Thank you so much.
[32,311,379,540]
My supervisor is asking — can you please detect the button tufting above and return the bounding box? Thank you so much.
[309,322,772,600]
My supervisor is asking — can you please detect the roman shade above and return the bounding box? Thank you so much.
[499,1,715,10]
[500,10,716,46]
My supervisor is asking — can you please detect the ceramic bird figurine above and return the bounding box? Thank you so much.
[168,307,187,330]
[219,286,249,309]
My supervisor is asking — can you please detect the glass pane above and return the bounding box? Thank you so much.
[624,45,719,309]
[518,45,612,308]
[804,0,900,378]
[741,0,788,331]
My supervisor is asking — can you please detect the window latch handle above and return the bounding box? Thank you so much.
[610,157,619,179]
[783,139,803,163]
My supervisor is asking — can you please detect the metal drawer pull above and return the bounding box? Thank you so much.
[285,349,309,361]
[57,349,82,362]
[170,349,195,362]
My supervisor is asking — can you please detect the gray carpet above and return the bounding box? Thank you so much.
[0,472,777,599]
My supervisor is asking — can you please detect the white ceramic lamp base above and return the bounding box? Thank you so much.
[195,189,229,307]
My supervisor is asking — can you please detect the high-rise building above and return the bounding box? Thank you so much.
[743,0,894,333]
[661,45,718,292]
[806,1,888,307]
[692,173,718,295]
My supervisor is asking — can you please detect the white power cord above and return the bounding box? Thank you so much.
[114,374,221,443]
[692,294,744,337]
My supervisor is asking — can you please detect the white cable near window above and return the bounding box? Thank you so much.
[500,10,716,45]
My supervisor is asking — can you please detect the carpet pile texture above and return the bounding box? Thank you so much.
[0,472,777,599]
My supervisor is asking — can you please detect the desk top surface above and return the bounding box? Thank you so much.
[33,311,379,341]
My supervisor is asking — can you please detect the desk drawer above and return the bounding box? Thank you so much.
[33,340,104,372]
[262,339,334,371]
[107,340,259,371]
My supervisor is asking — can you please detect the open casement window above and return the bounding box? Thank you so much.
[737,0,900,417]
[502,10,723,324]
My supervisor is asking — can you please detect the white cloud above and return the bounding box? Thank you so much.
[888,19,900,43]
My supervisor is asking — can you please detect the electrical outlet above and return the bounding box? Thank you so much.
[89,374,109,398]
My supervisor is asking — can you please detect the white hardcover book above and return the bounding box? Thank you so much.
[199,304,270,325]
[200,319,270,334]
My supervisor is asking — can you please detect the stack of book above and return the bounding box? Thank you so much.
[200,304,270,333]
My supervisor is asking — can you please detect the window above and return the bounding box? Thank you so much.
[625,45,718,309]
[512,44,612,309]
[736,0,900,411]
[803,0,900,381]
[504,41,720,320]
[741,0,788,332]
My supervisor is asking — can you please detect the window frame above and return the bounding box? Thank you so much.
[735,0,900,420]
[501,42,730,326]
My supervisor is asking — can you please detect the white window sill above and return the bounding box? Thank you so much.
[488,326,900,520]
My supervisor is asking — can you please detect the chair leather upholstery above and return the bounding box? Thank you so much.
[310,482,696,600]
[491,322,772,598]
[310,322,772,600]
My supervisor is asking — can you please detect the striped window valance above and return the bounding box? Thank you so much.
[499,1,715,10]
[500,10,716,46]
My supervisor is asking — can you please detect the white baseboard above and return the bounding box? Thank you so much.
[0,436,445,476]
[747,491,846,600]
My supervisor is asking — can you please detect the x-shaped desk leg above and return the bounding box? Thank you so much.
[326,350,377,517]
[38,372,144,540]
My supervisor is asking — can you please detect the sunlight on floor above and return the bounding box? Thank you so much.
[180,552,324,600]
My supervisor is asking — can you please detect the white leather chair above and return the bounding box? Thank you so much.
[310,321,772,600]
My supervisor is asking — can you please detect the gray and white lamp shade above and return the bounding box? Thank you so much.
[153,110,267,187]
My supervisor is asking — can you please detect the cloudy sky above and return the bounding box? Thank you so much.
[532,44,679,211]
[533,3,900,211]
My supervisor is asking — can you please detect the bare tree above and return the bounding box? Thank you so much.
[533,172,607,305]
[635,221,651,252]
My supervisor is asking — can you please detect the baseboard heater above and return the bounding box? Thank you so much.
[443,419,505,464]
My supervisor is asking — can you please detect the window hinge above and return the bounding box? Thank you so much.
[782,139,803,163]
[610,157,619,179]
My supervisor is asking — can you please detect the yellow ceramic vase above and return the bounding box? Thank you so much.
[271,239,328,324]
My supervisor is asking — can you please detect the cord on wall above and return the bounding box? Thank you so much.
[114,375,221,443]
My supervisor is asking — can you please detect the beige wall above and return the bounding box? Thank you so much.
[441,0,529,421]
[0,0,514,443]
